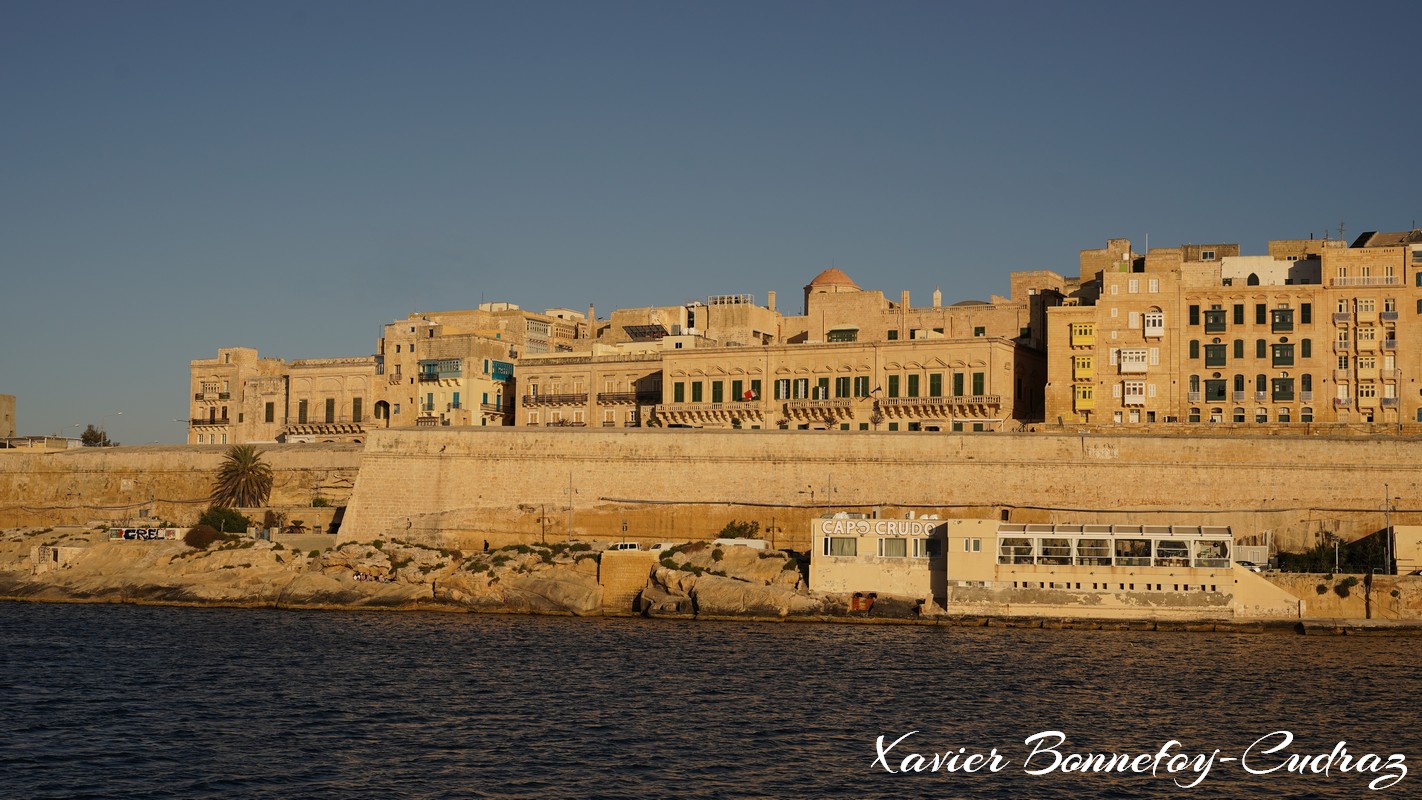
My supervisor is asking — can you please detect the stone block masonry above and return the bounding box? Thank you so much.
[337,428,1422,552]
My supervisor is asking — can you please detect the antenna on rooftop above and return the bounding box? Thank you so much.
[1338,220,1346,241]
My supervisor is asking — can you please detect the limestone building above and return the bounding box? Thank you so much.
[515,268,1064,431]
[0,394,14,438]
[1046,229,1422,427]
[188,348,378,444]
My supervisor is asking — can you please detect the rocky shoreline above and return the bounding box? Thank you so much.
[5,526,1419,636]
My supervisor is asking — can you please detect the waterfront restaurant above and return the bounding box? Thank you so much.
[994,523,1233,570]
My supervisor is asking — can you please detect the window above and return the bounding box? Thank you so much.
[674,382,686,403]
[794,378,809,399]
[816,378,829,399]
[711,381,724,403]
[907,374,920,397]
[854,376,869,397]
[1385,298,1397,313]
[691,382,703,402]
[1189,408,1201,422]
[1204,344,1227,367]
[1272,344,1295,367]
[913,539,942,558]
[1233,374,1245,392]
[1233,340,1244,359]
[1148,278,1160,293]
[1255,304,1267,325]
[1143,310,1164,335]
[1128,311,1139,329]
[353,397,363,422]
[1302,373,1313,392]
[1359,298,1376,313]
[972,372,985,395]
[826,329,857,342]
[731,380,743,401]
[887,330,899,340]
[264,402,274,423]
[1189,305,1200,326]
[824,538,857,557]
[1128,279,1139,294]
[928,373,943,397]
[1233,304,1245,325]
[973,326,986,337]
[879,538,908,558]
[1301,303,1312,324]
[1123,380,1146,405]
[1205,380,1227,402]
[1302,407,1313,423]
[952,373,964,396]
[1256,339,1267,359]
[772,379,787,401]
[1189,340,1200,359]
[1201,250,1215,261]
[835,376,851,398]
[1271,308,1294,332]
[1204,309,1227,332]
[751,380,761,399]
[298,399,308,424]
[1233,407,1246,423]
[888,375,900,398]
[1301,339,1312,358]
[1272,378,1295,401]
[1359,383,1378,399]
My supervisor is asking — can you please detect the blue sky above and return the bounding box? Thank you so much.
[2,1,1418,444]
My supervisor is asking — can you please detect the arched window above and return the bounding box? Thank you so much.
[1255,408,1268,423]
[1255,339,1267,358]
[1233,374,1245,392]
[1301,339,1312,358]
[1255,374,1267,393]
[1233,407,1245,423]
[1279,408,1291,424]
[1189,408,1201,423]
[1247,273,1260,286]
[1302,374,1313,392]
[1302,407,1314,423]
[1233,339,1244,358]
[1189,374,1201,392]
[1189,340,1200,359]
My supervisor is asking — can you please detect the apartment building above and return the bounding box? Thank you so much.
[1048,229,1422,426]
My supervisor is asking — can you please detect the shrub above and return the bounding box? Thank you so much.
[1391,589,1401,598]
[711,548,724,562]
[198,507,252,535]
[1334,583,1352,598]
[539,551,554,564]
[312,496,331,508]
[660,556,677,569]
[491,554,512,566]
[184,525,223,549]
[1316,584,1329,595]
[568,542,592,552]
[308,550,320,558]
[717,520,760,539]
[371,540,385,551]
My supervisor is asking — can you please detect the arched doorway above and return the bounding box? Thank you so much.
[374,400,391,427]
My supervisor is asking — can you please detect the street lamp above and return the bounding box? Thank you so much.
[99,411,123,445]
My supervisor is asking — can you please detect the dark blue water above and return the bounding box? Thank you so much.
[1,604,1417,799]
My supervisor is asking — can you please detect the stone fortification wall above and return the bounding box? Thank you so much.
[0,444,363,529]
[338,428,1422,552]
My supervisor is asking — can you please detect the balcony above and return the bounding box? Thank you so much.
[785,398,854,412]
[190,417,230,427]
[1330,276,1399,287]
[878,395,1000,408]
[596,391,661,404]
[418,373,442,383]
[1333,339,1351,352]
[1122,394,1145,407]
[1188,391,1202,403]
[1232,391,1245,403]
[1382,397,1400,408]
[480,403,505,413]
[1255,391,1268,402]
[1118,359,1148,375]
[1358,367,1379,381]
[1143,323,1165,338]
[415,416,446,427]
[1075,395,1096,411]
[522,393,589,406]
[1383,339,1397,351]
[1333,312,1353,323]
[1334,397,1351,407]
[1070,330,1095,347]
[1357,337,1379,352]
[1073,367,1094,381]
[1334,369,1351,381]
[876,395,1001,421]
[654,402,764,427]
[1301,391,1314,402]
[1381,311,1400,322]
[1358,395,1380,409]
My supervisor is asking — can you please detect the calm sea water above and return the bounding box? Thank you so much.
[1,604,1417,799]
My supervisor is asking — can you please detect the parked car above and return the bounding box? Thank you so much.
[647,542,683,552]
[1235,560,1263,573]
[607,542,641,552]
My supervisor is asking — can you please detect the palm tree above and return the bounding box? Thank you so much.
[211,444,273,508]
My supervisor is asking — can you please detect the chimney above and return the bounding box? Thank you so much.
[932,287,942,308]
[586,303,595,338]
[900,290,910,308]
[767,290,777,312]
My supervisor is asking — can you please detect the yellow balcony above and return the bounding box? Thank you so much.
[1073,366,1094,381]
[1074,395,1096,411]
[1071,331,1095,347]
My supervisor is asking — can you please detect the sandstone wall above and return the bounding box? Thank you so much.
[0,444,364,529]
[337,428,1422,552]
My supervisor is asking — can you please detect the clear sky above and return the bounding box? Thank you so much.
[2,1,1418,444]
